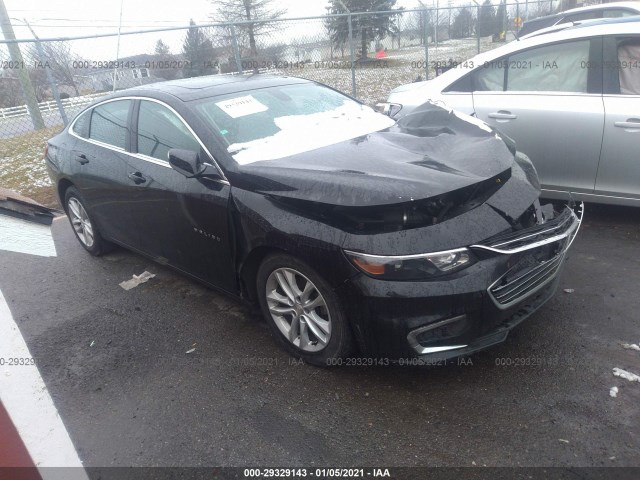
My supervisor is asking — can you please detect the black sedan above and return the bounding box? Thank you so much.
[45,75,582,366]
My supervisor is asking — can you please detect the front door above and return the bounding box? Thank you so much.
[472,38,605,195]
[123,99,235,292]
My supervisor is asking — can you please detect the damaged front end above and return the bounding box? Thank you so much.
[336,197,584,360]
[231,100,583,361]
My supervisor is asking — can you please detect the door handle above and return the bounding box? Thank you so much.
[74,153,89,165]
[614,119,640,130]
[488,111,517,120]
[127,171,147,184]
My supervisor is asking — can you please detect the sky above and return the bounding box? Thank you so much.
[0,0,474,58]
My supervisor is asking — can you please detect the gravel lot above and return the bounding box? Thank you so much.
[1,202,639,473]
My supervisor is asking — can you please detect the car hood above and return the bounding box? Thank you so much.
[229,102,517,208]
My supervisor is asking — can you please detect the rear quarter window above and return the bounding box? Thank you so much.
[71,110,90,138]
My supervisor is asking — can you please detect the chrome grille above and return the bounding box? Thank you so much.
[489,253,565,307]
[474,203,584,310]
[471,203,583,255]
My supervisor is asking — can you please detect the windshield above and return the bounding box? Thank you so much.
[194,83,395,165]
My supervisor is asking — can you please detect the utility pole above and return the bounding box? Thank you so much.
[112,0,124,91]
[418,1,429,80]
[472,0,480,54]
[337,0,356,97]
[0,0,45,130]
[23,20,68,126]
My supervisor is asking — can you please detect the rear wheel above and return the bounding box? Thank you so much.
[257,254,353,366]
[64,187,112,256]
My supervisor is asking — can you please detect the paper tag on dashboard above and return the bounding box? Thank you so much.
[215,95,268,118]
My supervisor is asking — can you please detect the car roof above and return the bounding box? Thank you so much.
[499,17,640,54]
[115,74,312,101]
[520,14,640,40]
[561,1,640,15]
[519,1,640,35]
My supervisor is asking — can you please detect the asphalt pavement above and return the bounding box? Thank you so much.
[1,203,639,468]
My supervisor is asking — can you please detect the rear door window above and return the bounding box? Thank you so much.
[89,100,132,150]
[617,39,640,95]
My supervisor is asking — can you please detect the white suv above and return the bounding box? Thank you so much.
[385,18,640,207]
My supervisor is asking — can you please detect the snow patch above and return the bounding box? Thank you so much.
[622,343,640,352]
[609,386,618,398]
[612,367,640,383]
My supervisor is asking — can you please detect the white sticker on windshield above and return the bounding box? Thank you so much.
[215,95,268,118]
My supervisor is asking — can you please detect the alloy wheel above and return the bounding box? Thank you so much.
[67,197,95,248]
[265,268,332,352]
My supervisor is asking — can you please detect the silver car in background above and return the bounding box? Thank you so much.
[384,18,640,207]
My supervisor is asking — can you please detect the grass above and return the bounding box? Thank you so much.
[0,126,62,208]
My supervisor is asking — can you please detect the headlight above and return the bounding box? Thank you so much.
[344,248,475,280]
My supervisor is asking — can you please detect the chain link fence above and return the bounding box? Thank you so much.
[0,1,553,205]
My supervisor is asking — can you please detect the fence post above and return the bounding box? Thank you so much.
[230,23,243,74]
[476,4,481,54]
[423,9,429,80]
[435,0,439,47]
[348,13,356,97]
[0,0,45,130]
[27,26,69,126]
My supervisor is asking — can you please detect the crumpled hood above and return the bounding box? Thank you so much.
[230,103,516,207]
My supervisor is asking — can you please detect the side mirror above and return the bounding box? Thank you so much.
[168,149,206,178]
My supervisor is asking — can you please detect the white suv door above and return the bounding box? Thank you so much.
[595,35,640,201]
[471,38,605,196]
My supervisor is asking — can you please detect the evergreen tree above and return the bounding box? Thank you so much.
[494,1,506,36]
[451,8,473,39]
[326,0,400,59]
[154,39,170,56]
[181,20,215,78]
[477,0,496,37]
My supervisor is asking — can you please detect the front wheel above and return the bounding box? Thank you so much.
[257,254,353,367]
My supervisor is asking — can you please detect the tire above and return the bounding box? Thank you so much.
[64,187,112,256]
[257,253,353,367]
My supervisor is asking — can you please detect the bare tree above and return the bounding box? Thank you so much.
[210,0,286,71]
[26,41,82,96]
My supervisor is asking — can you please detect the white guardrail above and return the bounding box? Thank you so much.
[0,92,105,120]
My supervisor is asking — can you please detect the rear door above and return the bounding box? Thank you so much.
[471,37,605,195]
[69,99,136,245]
[594,35,640,201]
[123,98,236,292]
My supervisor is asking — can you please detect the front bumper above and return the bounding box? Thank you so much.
[339,203,583,360]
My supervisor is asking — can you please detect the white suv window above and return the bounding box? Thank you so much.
[618,40,640,95]
[506,40,591,93]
